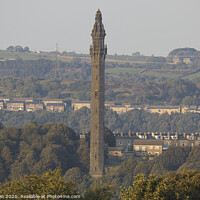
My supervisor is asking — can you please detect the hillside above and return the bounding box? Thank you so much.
[1,122,200,199]
[1,49,200,83]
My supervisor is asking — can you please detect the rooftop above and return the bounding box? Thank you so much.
[25,101,44,105]
[134,139,163,145]
[46,103,65,106]
[146,106,179,109]
[6,101,25,104]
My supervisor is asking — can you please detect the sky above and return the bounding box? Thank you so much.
[0,0,200,56]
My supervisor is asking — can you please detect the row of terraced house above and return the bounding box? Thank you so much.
[1,98,200,114]
[0,98,65,112]
[78,130,200,159]
[109,131,200,159]
[71,101,200,115]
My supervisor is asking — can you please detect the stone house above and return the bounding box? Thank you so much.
[46,103,65,112]
[71,101,91,110]
[6,101,25,111]
[42,99,63,106]
[0,100,4,110]
[133,139,163,156]
[107,147,123,157]
[0,97,10,103]
[109,105,127,114]
[25,101,44,112]
[183,58,191,64]
[126,105,143,112]
[145,106,180,115]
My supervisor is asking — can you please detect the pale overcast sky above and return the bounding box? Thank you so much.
[0,0,200,56]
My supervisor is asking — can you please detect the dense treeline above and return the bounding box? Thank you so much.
[168,47,200,57]
[0,59,91,80]
[1,121,200,199]
[2,168,200,200]
[120,170,200,200]
[1,57,200,84]
[1,76,200,105]
[6,45,29,53]
[1,169,200,200]
[90,146,200,199]
[0,76,91,100]
[0,122,114,183]
[0,123,80,183]
[106,78,200,105]
[106,109,200,133]
[0,108,91,131]
[1,108,200,133]
[0,168,114,200]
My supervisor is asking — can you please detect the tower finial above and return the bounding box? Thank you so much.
[95,9,102,22]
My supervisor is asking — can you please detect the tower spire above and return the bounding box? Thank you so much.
[95,9,102,21]
[92,10,105,35]
[89,10,107,178]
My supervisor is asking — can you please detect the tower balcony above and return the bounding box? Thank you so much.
[90,45,107,56]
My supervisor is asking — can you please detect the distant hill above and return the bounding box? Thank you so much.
[168,47,200,57]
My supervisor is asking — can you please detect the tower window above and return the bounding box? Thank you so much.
[96,75,98,80]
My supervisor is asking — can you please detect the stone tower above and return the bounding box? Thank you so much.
[89,9,107,178]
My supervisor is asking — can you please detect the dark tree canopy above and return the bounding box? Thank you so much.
[168,47,198,57]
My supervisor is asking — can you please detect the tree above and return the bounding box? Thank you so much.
[104,127,115,147]
[14,45,24,52]
[6,46,14,51]
[83,185,113,200]
[64,167,91,195]
[158,146,190,171]
[0,169,79,198]
[23,47,29,52]
[120,170,200,200]
[76,139,90,171]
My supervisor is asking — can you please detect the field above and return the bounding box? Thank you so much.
[0,50,73,62]
[1,50,200,81]
[105,67,145,75]
[105,67,193,79]
[182,71,200,79]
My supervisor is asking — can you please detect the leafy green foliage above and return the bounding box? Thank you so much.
[0,168,114,200]
[1,107,200,134]
[168,47,198,57]
[83,185,113,200]
[104,127,116,147]
[0,169,79,198]
[0,121,200,199]
[158,146,190,171]
[0,122,91,183]
[120,170,200,200]
[76,139,90,171]
[1,67,200,103]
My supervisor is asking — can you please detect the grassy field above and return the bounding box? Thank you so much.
[0,50,44,60]
[0,50,73,62]
[1,50,199,81]
[105,67,145,75]
[105,67,184,79]
[141,72,182,78]
[182,72,200,79]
